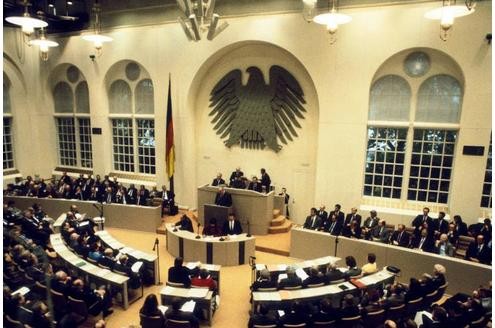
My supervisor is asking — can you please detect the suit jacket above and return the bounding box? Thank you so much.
[248,313,278,328]
[344,267,362,278]
[168,266,191,287]
[466,242,492,264]
[304,215,322,230]
[165,309,199,328]
[436,241,455,257]
[278,276,303,289]
[455,222,468,236]
[326,218,344,236]
[137,189,150,206]
[229,170,244,184]
[317,210,328,221]
[412,215,433,233]
[251,279,277,291]
[248,182,262,192]
[303,275,325,288]
[372,225,390,243]
[362,217,380,229]
[222,219,243,235]
[433,218,449,235]
[176,216,194,233]
[260,173,271,191]
[215,192,233,207]
[211,178,226,186]
[103,192,115,204]
[344,214,362,227]
[325,269,345,283]
[98,256,116,270]
[411,235,436,253]
[127,188,138,204]
[390,230,410,247]
[344,226,362,239]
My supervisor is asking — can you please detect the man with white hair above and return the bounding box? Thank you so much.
[435,233,454,257]
[278,266,302,290]
[432,264,446,289]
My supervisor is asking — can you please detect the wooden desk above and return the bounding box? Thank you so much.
[166,224,255,266]
[184,262,221,294]
[252,269,395,311]
[197,185,274,235]
[49,234,134,309]
[95,230,159,285]
[160,286,214,326]
[4,196,162,233]
[256,256,340,280]
[290,226,492,295]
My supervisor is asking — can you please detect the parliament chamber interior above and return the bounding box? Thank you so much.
[2,0,493,327]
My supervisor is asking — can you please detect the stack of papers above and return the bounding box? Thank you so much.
[255,264,266,271]
[131,261,143,273]
[186,261,200,270]
[12,286,30,296]
[295,268,309,280]
[180,300,196,312]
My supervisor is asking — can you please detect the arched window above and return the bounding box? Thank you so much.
[481,136,492,208]
[369,75,411,122]
[364,50,462,204]
[3,75,15,170]
[108,61,155,175]
[52,65,92,168]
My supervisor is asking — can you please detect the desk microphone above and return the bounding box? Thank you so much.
[246,220,251,237]
[195,222,201,239]
[152,237,159,251]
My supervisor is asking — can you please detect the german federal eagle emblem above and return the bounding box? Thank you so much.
[208,65,306,152]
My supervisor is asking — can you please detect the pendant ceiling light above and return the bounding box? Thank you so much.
[312,0,352,44]
[424,0,476,41]
[29,28,59,61]
[5,1,48,36]
[82,0,112,55]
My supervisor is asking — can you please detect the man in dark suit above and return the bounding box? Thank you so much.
[229,167,244,186]
[88,187,102,202]
[211,173,226,186]
[317,205,328,221]
[453,215,468,236]
[251,269,277,291]
[411,228,436,253]
[165,298,200,328]
[278,266,302,289]
[371,219,391,243]
[222,214,243,235]
[466,235,491,264]
[247,177,263,192]
[160,185,175,215]
[279,187,290,218]
[412,207,433,237]
[214,187,232,207]
[325,263,345,283]
[324,207,344,236]
[433,211,449,237]
[51,271,72,296]
[136,185,150,206]
[260,168,271,191]
[168,257,191,287]
[175,214,194,233]
[103,187,115,204]
[390,224,410,247]
[98,248,116,270]
[304,208,322,230]
[126,184,138,204]
[69,279,113,317]
[302,267,325,288]
[343,207,362,236]
[248,304,278,328]
[362,210,380,240]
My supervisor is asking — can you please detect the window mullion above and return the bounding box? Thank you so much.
[133,118,139,174]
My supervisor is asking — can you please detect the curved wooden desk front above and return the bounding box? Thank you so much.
[165,225,255,266]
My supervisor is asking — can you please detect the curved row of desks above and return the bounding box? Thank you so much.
[290,227,491,295]
[166,224,256,266]
[252,269,395,311]
[5,196,162,232]
[50,234,134,309]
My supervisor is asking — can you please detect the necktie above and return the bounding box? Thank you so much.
[369,219,373,227]
[419,237,425,249]
[330,222,335,233]
[230,221,234,231]
[399,232,403,242]
[423,216,427,223]
[311,216,316,228]
[478,245,483,254]
[107,194,111,203]
[380,227,384,235]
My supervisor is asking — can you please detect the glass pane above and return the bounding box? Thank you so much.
[369,75,411,121]
[53,82,74,113]
[109,80,132,114]
[135,79,154,114]
[75,81,90,113]
[416,74,462,123]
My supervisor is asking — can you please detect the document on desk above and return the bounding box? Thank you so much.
[188,288,209,298]
[277,273,288,282]
[295,268,309,280]
[255,292,280,301]
[158,305,169,314]
[131,261,143,273]
[186,261,201,270]
[255,264,266,271]
[180,300,196,312]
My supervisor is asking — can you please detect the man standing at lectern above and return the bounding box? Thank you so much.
[222,213,243,235]
[214,187,232,207]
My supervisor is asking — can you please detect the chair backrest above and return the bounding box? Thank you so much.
[50,289,67,313]
[423,290,438,308]
[98,263,111,270]
[257,287,277,292]
[24,273,34,284]
[469,316,486,328]
[306,282,325,288]
[166,319,192,328]
[139,313,165,328]
[282,285,302,290]
[166,281,186,288]
[363,309,385,328]
[313,320,336,327]
[340,315,362,328]
[349,274,363,279]
[329,278,346,285]
[406,297,423,316]
[86,257,98,264]
[33,281,47,296]
[4,314,24,328]
[68,296,89,318]
[434,282,448,302]
[282,323,307,328]
[253,325,278,328]
[113,269,128,276]
[386,303,406,321]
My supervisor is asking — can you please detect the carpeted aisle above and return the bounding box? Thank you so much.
[102,227,296,328]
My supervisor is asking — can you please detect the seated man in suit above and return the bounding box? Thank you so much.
[136,185,150,206]
[126,184,138,204]
[312,298,340,324]
[466,234,492,264]
[343,207,362,236]
[247,176,263,192]
[325,262,345,284]
[390,224,410,247]
[362,210,380,240]
[421,305,449,328]
[303,207,321,230]
[382,283,405,309]
[343,256,362,279]
[251,269,277,291]
[211,173,225,186]
[248,304,278,328]
[371,219,391,243]
[98,248,116,270]
[167,257,191,287]
[160,185,175,215]
[433,211,450,238]
[411,228,436,253]
[222,213,243,235]
[229,167,244,186]
[279,301,312,327]
[303,267,325,288]
[69,279,113,317]
[344,221,362,239]
[340,294,360,319]
[324,210,344,236]
[175,214,194,233]
[165,298,200,328]
[317,205,328,221]
[278,266,302,290]
[435,233,455,257]
[214,187,233,207]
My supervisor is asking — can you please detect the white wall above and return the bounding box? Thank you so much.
[3,1,492,225]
